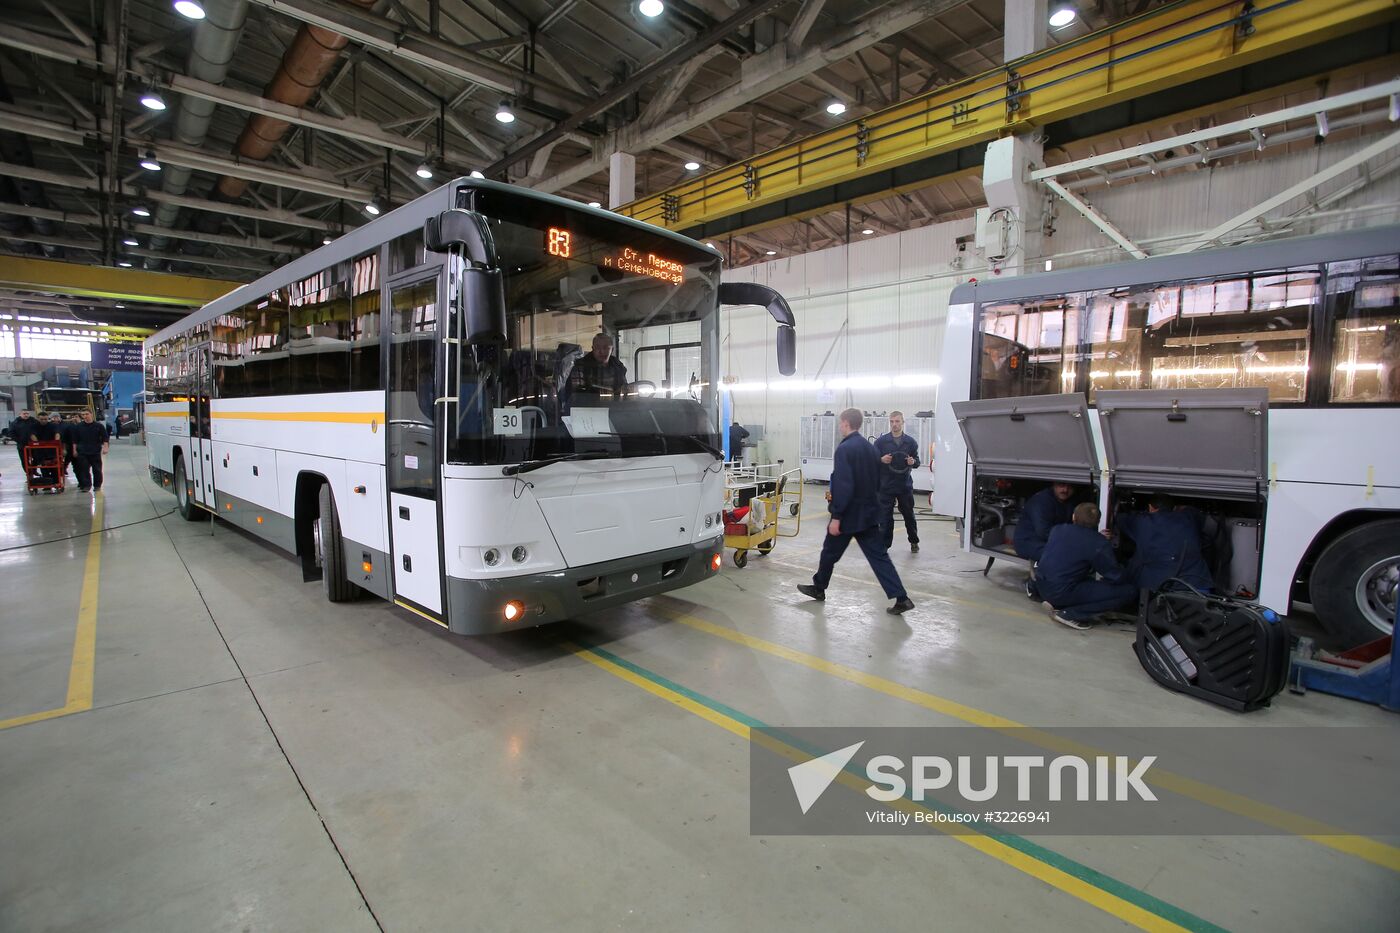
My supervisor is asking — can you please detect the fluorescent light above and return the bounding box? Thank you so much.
[1044,259,1054,271]
[639,0,664,17]
[825,101,846,116]
[415,162,434,179]
[684,160,700,171]
[131,205,151,217]
[469,170,485,179]
[893,373,942,387]
[173,0,206,20]
[1049,6,1077,28]
[123,237,139,246]
[117,261,133,268]
[139,89,166,111]
[495,102,515,124]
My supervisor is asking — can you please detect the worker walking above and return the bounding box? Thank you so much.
[798,408,914,615]
[70,409,110,492]
[874,410,920,553]
[1037,503,1136,630]
[8,409,37,466]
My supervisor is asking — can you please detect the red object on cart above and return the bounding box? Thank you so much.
[22,440,65,495]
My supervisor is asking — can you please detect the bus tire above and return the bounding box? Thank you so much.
[317,484,359,603]
[1310,519,1400,646]
[173,455,204,522]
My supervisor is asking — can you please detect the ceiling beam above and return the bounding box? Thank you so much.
[537,0,966,194]
[786,0,828,50]
[488,0,792,176]
[240,0,588,111]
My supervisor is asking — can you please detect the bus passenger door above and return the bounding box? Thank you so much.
[189,343,215,508]
[385,272,444,617]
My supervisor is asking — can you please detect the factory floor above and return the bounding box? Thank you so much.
[2,442,1397,933]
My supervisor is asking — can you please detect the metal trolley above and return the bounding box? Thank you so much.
[722,461,803,567]
[22,440,65,495]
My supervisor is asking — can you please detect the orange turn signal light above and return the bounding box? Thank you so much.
[224,503,232,511]
[710,553,722,571]
[362,560,373,574]
[503,600,525,622]
[255,516,264,524]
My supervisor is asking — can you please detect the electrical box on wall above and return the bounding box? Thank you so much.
[974,207,1011,262]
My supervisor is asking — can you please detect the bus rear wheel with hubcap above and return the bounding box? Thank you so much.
[174,456,204,522]
[1312,520,1399,646]
[317,484,359,602]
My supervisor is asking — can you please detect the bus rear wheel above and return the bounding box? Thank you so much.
[173,456,204,522]
[317,484,359,603]
[1311,520,1400,646]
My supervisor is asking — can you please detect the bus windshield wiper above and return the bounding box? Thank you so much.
[669,435,723,459]
[501,451,617,476]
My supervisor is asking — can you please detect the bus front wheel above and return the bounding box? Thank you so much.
[173,456,204,522]
[1311,519,1399,646]
[317,484,359,603]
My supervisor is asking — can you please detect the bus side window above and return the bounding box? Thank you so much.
[1327,255,1400,403]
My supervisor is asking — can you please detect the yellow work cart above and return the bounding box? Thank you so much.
[722,461,803,568]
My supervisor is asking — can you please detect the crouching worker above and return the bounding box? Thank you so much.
[1115,494,1214,595]
[1037,503,1136,630]
[1015,481,1076,600]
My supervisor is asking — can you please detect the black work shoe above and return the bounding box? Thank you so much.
[910,543,919,553]
[797,584,826,601]
[887,597,915,615]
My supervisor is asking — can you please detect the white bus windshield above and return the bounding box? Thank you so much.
[448,189,722,465]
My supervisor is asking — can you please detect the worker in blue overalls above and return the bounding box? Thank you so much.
[797,408,914,615]
[874,410,921,553]
[1037,503,1137,630]
[1114,493,1214,594]
[1016,481,1078,600]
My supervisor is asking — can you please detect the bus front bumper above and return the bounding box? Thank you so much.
[444,537,723,635]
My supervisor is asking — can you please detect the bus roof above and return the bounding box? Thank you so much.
[146,178,720,348]
[948,224,1400,306]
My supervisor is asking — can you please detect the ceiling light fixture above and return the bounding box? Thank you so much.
[117,261,133,268]
[173,0,206,20]
[139,87,166,111]
[1049,4,1077,28]
[139,149,161,171]
[469,170,485,179]
[587,201,602,208]
[684,160,700,171]
[415,161,434,179]
[826,100,847,116]
[364,199,381,216]
[639,0,664,18]
[862,228,875,235]
[765,249,776,256]
[495,101,515,124]
[131,205,151,217]
[322,235,333,246]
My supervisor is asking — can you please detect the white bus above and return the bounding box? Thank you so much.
[144,179,796,634]
[932,226,1400,646]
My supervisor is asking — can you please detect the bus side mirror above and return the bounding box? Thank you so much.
[425,209,492,264]
[718,281,797,376]
[461,268,507,345]
[776,325,796,376]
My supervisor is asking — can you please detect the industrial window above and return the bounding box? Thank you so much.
[1326,255,1400,403]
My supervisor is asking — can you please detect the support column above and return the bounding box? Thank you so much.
[608,151,636,209]
[978,0,1048,275]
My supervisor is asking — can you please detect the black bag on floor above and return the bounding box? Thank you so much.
[1134,582,1291,712]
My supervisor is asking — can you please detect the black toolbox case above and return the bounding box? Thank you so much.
[1134,584,1291,712]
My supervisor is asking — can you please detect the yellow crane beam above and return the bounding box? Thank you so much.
[620,0,1400,234]
[0,256,241,307]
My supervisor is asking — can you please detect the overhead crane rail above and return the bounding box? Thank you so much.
[619,0,1400,234]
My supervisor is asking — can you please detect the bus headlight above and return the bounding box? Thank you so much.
[484,548,501,567]
[511,545,528,563]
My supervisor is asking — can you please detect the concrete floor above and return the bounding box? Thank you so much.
[2,442,1398,933]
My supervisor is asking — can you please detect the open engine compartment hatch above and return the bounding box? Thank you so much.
[951,393,1099,484]
[1096,388,1268,499]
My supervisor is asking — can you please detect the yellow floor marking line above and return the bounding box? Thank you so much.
[570,641,1221,933]
[658,604,1400,873]
[0,495,104,731]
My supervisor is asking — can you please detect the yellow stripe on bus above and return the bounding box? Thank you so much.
[211,411,383,424]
